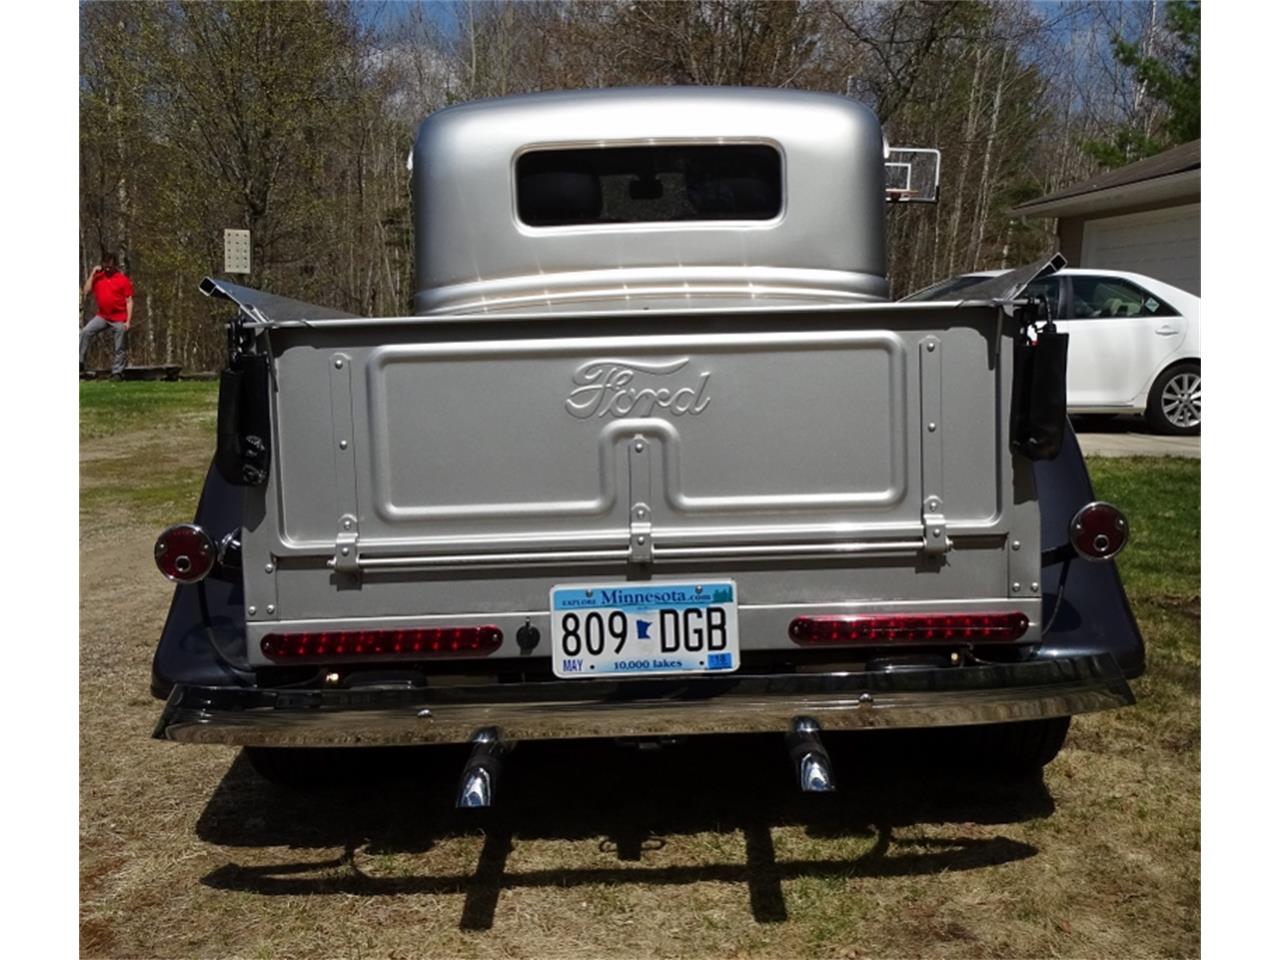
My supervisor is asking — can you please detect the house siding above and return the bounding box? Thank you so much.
[1055,192,1199,269]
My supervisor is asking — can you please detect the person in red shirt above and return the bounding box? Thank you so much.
[79,252,134,379]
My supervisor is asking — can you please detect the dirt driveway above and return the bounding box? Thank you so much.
[80,391,1199,959]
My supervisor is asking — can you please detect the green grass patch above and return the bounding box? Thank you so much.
[79,460,212,531]
[80,382,220,529]
[1089,456,1200,672]
[1087,456,1200,602]
[1087,456,1200,757]
[80,380,218,441]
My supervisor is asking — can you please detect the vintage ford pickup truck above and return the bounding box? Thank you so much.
[150,88,1142,804]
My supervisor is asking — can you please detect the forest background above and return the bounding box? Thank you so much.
[79,0,1200,372]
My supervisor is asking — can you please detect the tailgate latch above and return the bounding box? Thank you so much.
[922,496,949,556]
[330,514,361,575]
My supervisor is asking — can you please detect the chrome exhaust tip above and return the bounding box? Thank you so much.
[456,727,506,809]
[786,716,836,793]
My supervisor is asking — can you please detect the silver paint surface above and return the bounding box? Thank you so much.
[239,303,1037,664]
[411,88,889,314]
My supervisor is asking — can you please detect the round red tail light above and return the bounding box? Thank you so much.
[155,524,217,583]
[1069,501,1129,561]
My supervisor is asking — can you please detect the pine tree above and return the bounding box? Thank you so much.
[1085,0,1200,167]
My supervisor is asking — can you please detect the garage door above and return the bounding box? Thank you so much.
[1081,203,1200,294]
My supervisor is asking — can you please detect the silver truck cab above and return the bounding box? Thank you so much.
[412,87,890,313]
[152,88,1141,803]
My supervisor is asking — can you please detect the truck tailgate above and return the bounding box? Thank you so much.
[243,305,1040,659]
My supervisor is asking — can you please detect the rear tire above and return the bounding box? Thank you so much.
[947,717,1071,774]
[243,745,440,789]
[1145,362,1201,435]
[244,747,335,789]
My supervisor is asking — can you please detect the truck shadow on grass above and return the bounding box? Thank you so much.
[196,730,1050,929]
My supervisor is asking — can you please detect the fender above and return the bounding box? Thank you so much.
[1033,426,1146,678]
[151,462,249,697]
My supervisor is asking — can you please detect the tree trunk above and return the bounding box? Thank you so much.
[165,282,175,366]
[970,45,1010,270]
[945,45,986,276]
[145,292,154,365]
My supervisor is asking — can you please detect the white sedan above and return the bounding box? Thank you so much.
[903,268,1201,434]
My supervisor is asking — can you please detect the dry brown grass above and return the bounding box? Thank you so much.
[80,386,1198,959]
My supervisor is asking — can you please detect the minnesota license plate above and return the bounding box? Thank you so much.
[549,580,740,678]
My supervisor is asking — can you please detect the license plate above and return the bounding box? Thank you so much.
[549,580,740,678]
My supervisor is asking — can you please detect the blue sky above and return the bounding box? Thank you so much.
[355,0,457,35]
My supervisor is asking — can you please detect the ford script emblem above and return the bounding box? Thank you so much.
[565,358,712,419]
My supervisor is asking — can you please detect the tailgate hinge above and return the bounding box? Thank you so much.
[628,434,654,564]
[922,496,949,556]
[919,337,949,557]
[330,514,361,574]
[630,503,653,563]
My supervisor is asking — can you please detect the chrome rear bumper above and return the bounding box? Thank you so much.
[153,654,1133,748]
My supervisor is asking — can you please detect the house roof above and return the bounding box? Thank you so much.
[1014,139,1200,218]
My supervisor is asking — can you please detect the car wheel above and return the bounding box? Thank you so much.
[1146,363,1201,435]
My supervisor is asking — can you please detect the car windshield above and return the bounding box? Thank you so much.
[900,274,999,302]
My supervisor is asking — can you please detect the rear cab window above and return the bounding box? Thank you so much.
[516,144,783,227]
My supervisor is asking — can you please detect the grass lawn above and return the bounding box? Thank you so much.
[1090,457,1201,745]
[79,383,1200,959]
[1090,456,1201,607]
[79,379,219,442]
[78,381,218,532]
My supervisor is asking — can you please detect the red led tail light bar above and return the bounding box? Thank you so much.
[260,626,503,661]
[788,612,1030,646]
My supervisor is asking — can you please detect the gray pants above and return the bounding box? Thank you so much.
[80,316,128,375]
